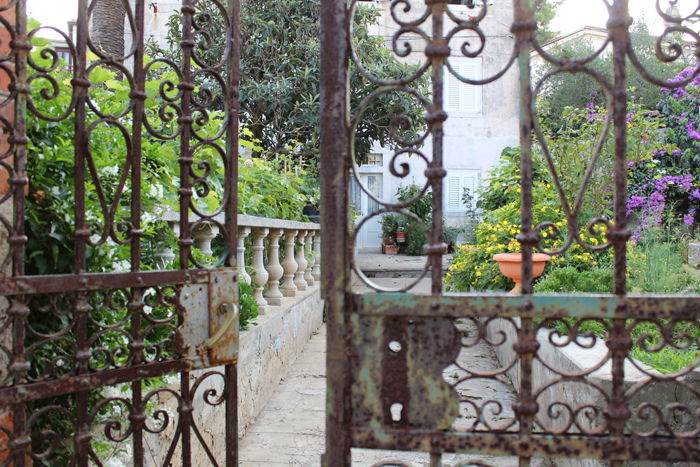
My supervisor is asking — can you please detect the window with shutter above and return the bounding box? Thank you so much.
[444,58,482,114]
[444,169,481,213]
[447,176,461,210]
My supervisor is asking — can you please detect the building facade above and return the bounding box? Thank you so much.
[353,0,519,250]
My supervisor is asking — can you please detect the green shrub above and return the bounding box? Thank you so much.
[403,219,426,255]
[238,282,259,331]
[380,214,399,243]
[393,184,433,256]
[535,266,613,294]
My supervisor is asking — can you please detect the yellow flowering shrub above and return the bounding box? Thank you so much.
[445,180,614,292]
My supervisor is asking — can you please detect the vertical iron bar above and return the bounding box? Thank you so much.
[10,0,27,278]
[225,0,239,269]
[130,1,146,464]
[607,1,632,463]
[129,288,145,467]
[320,0,351,465]
[428,1,447,296]
[513,1,537,465]
[75,292,91,467]
[73,0,90,274]
[73,1,91,464]
[180,371,192,466]
[178,0,195,270]
[178,1,196,463]
[130,0,145,272]
[610,1,631,297]
[225,364,238,467]
[10,1,28,464]
[225,0,240,464]
[9,299,29,467]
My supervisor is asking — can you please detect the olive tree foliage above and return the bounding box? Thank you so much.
[152,0,428,169]
[535,22,685,125]
[534,0,564,43]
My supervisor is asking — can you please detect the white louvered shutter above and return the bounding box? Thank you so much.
[447,176,461,210]
[444,170,482,213]
[444,58,482,114]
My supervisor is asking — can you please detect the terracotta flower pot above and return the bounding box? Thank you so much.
[493,252,551,294]
[384,244,399,255]
[395,231,406,243]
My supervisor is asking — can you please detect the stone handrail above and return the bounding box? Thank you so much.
[161,212,321,314]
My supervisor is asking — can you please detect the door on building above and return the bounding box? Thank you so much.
[351,173,384,251]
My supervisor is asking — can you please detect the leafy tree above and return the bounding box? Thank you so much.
[154,0,428,170]
[534,0,564,43]
[535,22,685,125]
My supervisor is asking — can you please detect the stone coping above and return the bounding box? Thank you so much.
[161,211,320,230]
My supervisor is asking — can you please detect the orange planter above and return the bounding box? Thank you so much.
[493,252,551,294]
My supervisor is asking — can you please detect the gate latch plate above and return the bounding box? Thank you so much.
[206,269,239,365]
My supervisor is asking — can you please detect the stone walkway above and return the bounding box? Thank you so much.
[239,261,549,466]
[238,322,551,466]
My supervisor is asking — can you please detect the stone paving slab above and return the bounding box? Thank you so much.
[354,253,451,273]
[239,270,554,466]
[238,323,553,466]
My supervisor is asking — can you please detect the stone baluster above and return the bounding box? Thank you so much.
[312,230,321,281]
[193,222,220,257]
[294,231,308,291]
[281,229,298,297]
[264,229,284,306]
[237,226,251,285]
[304,231,315,286]
[251,227,269,313]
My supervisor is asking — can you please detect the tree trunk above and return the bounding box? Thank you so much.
[90,0,126,59]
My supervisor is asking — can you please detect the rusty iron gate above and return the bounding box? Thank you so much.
[0,0,240,465]
[321,0,700,466]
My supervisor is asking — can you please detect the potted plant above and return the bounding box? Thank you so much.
[384,243,399,255]
[380,214,398,244]
[493,252,551,294]
[395,223,406,244]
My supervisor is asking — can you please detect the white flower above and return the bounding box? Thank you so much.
[113,260,130,272]
[148,183,164,200]
[101,165,120,177]
[142,212,156,224]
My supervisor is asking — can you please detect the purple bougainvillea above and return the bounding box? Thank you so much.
[628,66,700,238]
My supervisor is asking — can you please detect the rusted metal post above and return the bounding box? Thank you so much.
[130,2,146,463]
[179,1,196,463]
[320,0,351,464]
[513,1,537,466]
[426,0,448,296]
[607,1,632,465]
[225,0,240,460]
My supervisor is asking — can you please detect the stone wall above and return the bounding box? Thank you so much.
[127,285,324,465]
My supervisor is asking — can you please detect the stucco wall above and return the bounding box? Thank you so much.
[356,2,519,245]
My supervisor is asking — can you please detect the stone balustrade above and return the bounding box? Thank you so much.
[162,213,321,314]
